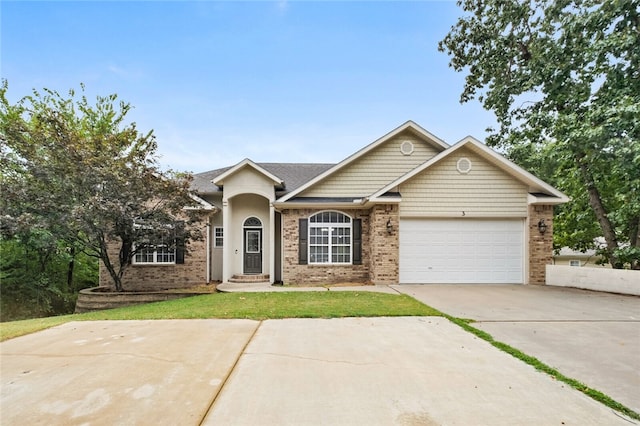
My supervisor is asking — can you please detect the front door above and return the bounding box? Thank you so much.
[243,228,262,274]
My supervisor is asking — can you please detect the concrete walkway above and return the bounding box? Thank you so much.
[1,317,635,425]
[216,281,400,294]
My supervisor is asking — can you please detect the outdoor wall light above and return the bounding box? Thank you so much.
[537,219,548,235]
[386,219,393,235]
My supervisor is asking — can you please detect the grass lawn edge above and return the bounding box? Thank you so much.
[443,313,640,422]
[0,291,438,341]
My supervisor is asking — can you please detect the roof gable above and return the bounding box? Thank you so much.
[370,136,569,203]
[278,121,449,202]
[212,159,283,188]
[192,163,333,195]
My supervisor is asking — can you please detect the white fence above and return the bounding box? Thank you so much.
[546,265,640,296]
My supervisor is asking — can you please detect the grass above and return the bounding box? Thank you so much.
[0,291,440,341]
[443,313,640,421]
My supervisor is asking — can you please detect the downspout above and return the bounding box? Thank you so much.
[206,217,211,283]
[269,202,275,284]
[222,199,230,282]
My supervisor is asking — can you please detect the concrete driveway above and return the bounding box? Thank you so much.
[1,315,636,425]
[394,284,640,414]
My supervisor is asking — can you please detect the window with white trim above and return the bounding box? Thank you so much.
[309,211,352,264]
[569,260,581,267]
[132,222,177,264]
[214,227,223,247]
[133,237,176,264]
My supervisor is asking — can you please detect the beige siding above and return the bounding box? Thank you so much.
[399,148,528,217]
[301,131,441,197]
[553,257,610,268]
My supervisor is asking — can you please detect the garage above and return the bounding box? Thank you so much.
[399,219,524,284]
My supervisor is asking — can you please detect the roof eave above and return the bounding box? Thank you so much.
[370,136,570,203]
[212,158,284,187]
[277,121,449,203]
[528,193,570,205]
[184,194,219,212]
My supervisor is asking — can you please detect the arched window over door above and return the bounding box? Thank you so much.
[244,217,262,227]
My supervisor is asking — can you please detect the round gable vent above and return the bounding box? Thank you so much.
[456,157,472,174]
[400,141,414,156]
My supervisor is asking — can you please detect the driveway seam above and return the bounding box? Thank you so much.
[197,320,262,426]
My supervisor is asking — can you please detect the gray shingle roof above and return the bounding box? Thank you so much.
[191,163,335,195]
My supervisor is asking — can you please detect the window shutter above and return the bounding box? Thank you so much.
[299,218,308,265]
[175,221,186,264]
[353,218,362,265]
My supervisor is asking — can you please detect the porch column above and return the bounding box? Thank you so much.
[269,203,275,283]
[222,199,231,283]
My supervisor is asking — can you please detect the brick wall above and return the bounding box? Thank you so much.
[369,204,399,284]
[99,221,208,291]
[281,208,371,284]
[528,204,554,285]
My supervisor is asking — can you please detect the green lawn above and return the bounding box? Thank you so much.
[0,291,442,341]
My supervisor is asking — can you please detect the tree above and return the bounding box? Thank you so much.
[0,229,97,320]
[1,81,205,291]
[439,0,640,269]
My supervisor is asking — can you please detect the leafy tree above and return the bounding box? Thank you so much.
[1,81,205,291]
[0,229,97,321]
[439,0,640,269]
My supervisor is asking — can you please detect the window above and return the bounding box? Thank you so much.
[309,211,352,264]
[569,260,581,267]
[133,235,176,264]
[132,221,184,265]
[214,227,223,247]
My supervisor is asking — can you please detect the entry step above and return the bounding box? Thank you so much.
[228,274,270,283]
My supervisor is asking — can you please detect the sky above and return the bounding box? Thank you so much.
[1,1,496,173]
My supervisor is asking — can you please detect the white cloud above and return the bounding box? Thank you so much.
[276,0,289,13]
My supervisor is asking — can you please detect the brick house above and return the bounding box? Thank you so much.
[100,121,568,290]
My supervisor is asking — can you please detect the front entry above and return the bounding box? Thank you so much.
[243,217,262,274]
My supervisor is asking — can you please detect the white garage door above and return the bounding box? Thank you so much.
[399,219,524,284]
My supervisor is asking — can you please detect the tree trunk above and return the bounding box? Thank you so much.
[97,233,125,292]
[66,246,75,292]
[630,216,639,248]
[577,160,621,268]
[630,216,640,270]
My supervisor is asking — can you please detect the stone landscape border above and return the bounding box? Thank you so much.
[75,287,212,313]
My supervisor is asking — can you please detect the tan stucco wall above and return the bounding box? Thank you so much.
[227,193,271,276]
[218,166,277,281]
[547,265,639,294]
[222,167,277,200]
